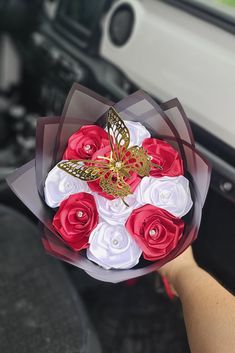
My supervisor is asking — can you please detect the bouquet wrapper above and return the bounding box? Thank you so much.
[7,83,211,283]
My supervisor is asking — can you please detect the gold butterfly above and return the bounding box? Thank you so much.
[58,107,161,204]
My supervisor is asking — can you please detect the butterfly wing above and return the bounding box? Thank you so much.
[99,172,131,199]
[57,160,108,181]
[107,107,130,160]
[122,146,152,177]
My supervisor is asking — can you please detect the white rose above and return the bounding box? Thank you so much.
[136,176,193,217]
[44,161,90,208]
[124,120,150,146]
[87,222,142,270]
[94,194,140,225]
[105,120,150,147]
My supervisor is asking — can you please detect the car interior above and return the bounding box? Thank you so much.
[0,1,234,352]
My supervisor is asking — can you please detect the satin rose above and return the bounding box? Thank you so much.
[88,146,141,199]
[53,192,98,251]
[44,161,90,208]
[63,125,110,160]
[106,120,150,146]
[126,205,184,261]
[142,138,183,177]
[136,176,193,217]
[87,222,142,269]
[124,120,151,146]
[94,194,140,225]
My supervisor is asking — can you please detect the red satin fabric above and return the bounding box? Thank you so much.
[142,138,184,177]
[63,125,110,160]
[126,204,184,261]
[53,192,98,251]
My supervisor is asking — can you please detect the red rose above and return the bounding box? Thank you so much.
[125,204,184,261]
[53,192,98,251]
[63,125,110,160]
[87,146,141,199]
[142,138,183,177]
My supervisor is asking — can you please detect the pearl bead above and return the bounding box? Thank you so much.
[115,161,122,168]
[149,229,156,236]
[84,144,91,151]
[112,239,119,246]
[77,211,83,218]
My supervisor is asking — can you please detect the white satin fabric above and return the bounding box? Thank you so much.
[105,120,150,146]
[44,161,90,208]
[136,176,193,217]
[94,194,140,225]
[87,222,142,269]
[124,120,150,146]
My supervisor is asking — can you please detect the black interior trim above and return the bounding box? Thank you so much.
[163,0,235,35]
[190,120,235,168]
[55,0,109,49]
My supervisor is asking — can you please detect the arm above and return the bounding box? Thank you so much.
[158,247,235,353]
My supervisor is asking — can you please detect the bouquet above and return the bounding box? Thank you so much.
[7,83,211,283]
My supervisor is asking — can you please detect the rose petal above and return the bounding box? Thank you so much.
[136,176,193,217]
[44,161,90,208]
[87,222,142,269]
[126,204,184,261]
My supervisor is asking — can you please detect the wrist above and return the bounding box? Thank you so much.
[172,262,200,297]
[158,247,199,297]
